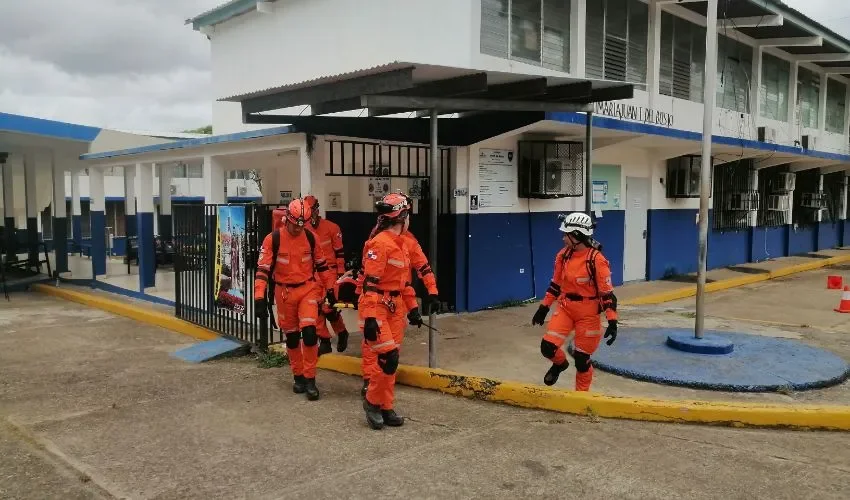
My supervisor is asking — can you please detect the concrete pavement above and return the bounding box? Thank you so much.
[2,293,850,499]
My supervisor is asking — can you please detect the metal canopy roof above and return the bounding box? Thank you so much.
[679,0,850,74]
[220,62,635,121]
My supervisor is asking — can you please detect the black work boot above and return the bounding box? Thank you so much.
[318,338,333,357]
[363,399,384,430]
[336,330,349,352]
[305,378,320,401]
[381,409,405,427]
[292,375,307,394]
[361,379,370,398]
[543,362,569,386]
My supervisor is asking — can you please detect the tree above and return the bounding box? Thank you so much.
[183,125,213,134]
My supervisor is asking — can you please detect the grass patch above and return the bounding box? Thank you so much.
[257,350,288,369]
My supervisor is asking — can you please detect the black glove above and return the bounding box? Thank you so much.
[255,298,268,319]
[423,294,440,315]
[604,320,618,346]
[326,289,336,306]
[364,317,379,342]
[407,308,424,327]
[531,305,549,326]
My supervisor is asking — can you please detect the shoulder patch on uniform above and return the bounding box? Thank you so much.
[366,249,378,260]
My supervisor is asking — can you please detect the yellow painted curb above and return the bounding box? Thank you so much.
[33,284,219,341]
[623,253,850,306]
[313,354,850,431]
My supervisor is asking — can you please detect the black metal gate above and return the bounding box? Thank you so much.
[173,203,276,344]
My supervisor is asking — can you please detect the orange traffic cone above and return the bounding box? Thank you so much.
[835,286,850,314]
[827,275,843,290]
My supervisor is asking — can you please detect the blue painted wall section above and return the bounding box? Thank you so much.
[751,225,788,262]
[789,225,817,255]
[590,211,625,286]
[817,222,841,250]
[708,229,750,269]
[454,214,469,313]
[125,213,137,239]
[72,215,82,250]
[53,217,68,273]
[843,220,849,247]
[90,211,107,276]
[137,212,155,290]
[647,209,699,280]
[467,213,534,311]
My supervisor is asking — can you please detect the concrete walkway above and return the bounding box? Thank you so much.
[2,293,850,499]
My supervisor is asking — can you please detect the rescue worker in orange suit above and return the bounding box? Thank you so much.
[254,199,337,401]
[303,195,350,356]
[358,193,417,429]
[356,193,439,398]
[531,212,618,392]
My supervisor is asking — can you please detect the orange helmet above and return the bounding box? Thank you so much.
[285,198,312,227]
[375,192,410,220]
[303,195,319,211]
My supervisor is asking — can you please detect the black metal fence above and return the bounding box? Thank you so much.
[173,203,276,345]
[712,159,755,231]
[757,166,792,227]
[792,169,823,227]
[823,171,846,223]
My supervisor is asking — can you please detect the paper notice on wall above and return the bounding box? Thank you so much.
[592,180,608,204]
[328,192,341,209]
[478,148,515,208]
[368,177,390,199]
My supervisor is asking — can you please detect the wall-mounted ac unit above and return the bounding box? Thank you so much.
[800,191,827,209]
[725,192,760,211]
[237,186,248,196]
[801,134,816,151]
[766,194,790,211]
[773,172,796,192]
[757,126,777,143]
[169,185,177,195]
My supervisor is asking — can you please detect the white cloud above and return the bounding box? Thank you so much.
[782,0,850,39]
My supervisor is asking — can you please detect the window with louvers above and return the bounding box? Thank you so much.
[480,0,570,72]
[797,67,820,129]
[825,78,847,134]
[659,13,705,103]
[585,0,647,83]
[759,53,789,122]
[716,35,752,113]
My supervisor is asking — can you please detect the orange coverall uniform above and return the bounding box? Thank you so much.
[308,217,348,341]
[359,230,410,411]
[541,246,618,391]
[254,228,335,380]
[359,230,438,384]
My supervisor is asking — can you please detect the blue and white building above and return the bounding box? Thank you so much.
[62,0,850,310]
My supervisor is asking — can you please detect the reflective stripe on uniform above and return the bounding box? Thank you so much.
[545,331,569,341]
[302,317,316,323]
[370,340,396,351]
[301,255,311,262]
[276,257,289,264]
[387,259,405,268]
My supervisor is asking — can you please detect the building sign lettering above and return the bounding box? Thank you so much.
[593,101,674,128]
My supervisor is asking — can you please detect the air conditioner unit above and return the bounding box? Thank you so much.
[237,186,248,196]
[766,194,790,211]
[800,191,826,209]
[725,192,759,211]
[801,134,816,150]
[773,172,796,192]
[757,126,777,143]
[169,185,177,195]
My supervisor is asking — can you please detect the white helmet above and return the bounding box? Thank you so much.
[558,212,594,236]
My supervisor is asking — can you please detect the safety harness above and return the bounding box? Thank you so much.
[554,247,616,315]
[265,228,317,325]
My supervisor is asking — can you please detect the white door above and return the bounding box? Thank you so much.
[624,177,649,282]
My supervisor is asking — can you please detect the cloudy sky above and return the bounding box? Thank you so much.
[0,0,848,133]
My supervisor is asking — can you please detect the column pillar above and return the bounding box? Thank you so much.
[89,167,107,278]
[71,169,83,253]
[299,143,312,197]
[203,156,226,204]
[750,47,763,120]
[136,162,155,291]
[646,0,662,108]
[124,166,136,239]
[2,155,16,262]
[52,155,68,274]
[158,163,173,240]
[788,63,799,128]
[818,72,828,132]
[569,0,586,78]
[309,138,327,208]
[24,153,39,267]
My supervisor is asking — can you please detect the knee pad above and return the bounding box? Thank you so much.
[378,349,400,375]
[540,339,558,360]
[573,350,591,372]
[301,326,318,346]
[285,332,301,349]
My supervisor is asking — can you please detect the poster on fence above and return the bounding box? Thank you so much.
[214,205,247,315]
